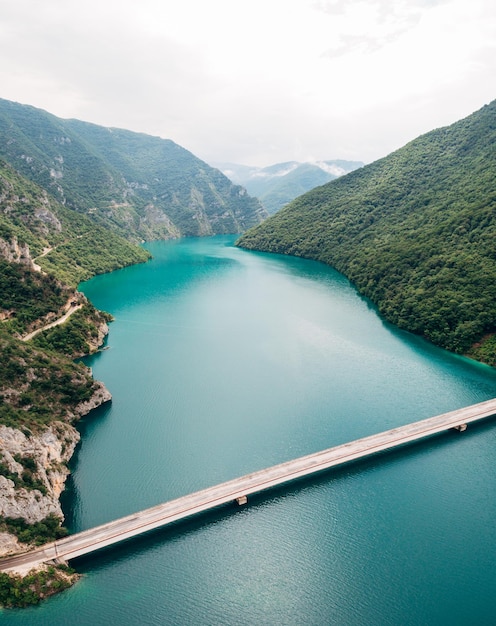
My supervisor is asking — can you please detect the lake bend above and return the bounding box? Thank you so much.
[4,235,496,625]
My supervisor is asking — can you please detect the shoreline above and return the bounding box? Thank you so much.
[0,314,112,607]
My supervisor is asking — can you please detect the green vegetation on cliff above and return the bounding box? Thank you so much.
[0,156,118,574]
[37,229,151,287]
[237,101,496,364]
[0,260,68,333]
[31,303,112,357]
[0,515,68,546]
[0,326,98,431]
[0,159,151,286]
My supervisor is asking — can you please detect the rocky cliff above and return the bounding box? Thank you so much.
[0,162,119,559]
[0,380,111,556]
[0,236,35,268]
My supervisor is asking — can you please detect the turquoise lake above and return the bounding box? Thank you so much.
[4,235,496,625]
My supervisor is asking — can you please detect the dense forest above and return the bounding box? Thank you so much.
[237,100,496,365]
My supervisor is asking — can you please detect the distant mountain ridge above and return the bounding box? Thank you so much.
[215,160,363,214]
[237,100,496,365]
[0,98,267,241]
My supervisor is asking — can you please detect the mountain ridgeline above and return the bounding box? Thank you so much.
[0,98,267,241]
[217,160,363,214]
[237,100,496,365]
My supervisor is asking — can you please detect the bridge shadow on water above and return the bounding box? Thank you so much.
[68,416,496,574]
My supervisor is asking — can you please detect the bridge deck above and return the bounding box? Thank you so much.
[2,397,496,574]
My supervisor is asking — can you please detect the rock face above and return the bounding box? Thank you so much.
[83,320,110,358]
[0,98,268,242]
[0,236,35,268]
[0,383,111,556]
[73,380,112,417]
[0,422,79,523]
[0,531,21,556]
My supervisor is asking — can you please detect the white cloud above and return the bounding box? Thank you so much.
[0,0,494,166]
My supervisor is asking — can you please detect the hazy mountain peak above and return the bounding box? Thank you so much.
[214,159,364,213]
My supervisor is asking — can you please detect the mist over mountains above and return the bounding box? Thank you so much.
[216,160,363,214]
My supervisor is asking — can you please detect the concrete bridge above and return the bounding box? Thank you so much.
[2,397,496,574]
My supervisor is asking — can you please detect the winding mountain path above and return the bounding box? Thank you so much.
[22,303,83,341]
[31,246,53,272]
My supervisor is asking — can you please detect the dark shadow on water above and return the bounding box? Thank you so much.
[68,417,496,574]
[241,247,496,382]
[60,400,113,532]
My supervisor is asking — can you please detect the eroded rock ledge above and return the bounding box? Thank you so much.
[0,382,111,557]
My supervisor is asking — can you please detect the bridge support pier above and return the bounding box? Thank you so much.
[454,423,467,432]
[236,495,248,506]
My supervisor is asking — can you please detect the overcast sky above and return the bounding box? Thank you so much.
[1,0,495,166]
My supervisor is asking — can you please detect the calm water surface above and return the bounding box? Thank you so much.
[4,235,496,625]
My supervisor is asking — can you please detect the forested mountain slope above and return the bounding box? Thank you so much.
[238,101,496,364]
[0,159,150,286]
[0,158,128,427]
[0,98,267,240]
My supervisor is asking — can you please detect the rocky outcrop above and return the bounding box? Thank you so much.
[0,236,35,268]
[83,319,110,357]
[0,382,111,556]
[73,380,112,417]
[0,422,79,524]
[0,531,21,557]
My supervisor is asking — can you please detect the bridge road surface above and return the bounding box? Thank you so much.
[2,397,496,574]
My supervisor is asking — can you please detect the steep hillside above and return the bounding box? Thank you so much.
[0,271,112,567]
[0,98,267,240]
[0,159,124,567]
[0,159,150,286]
[0,99,266,601]
[217,160,363,213]
[237,101,496,364]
